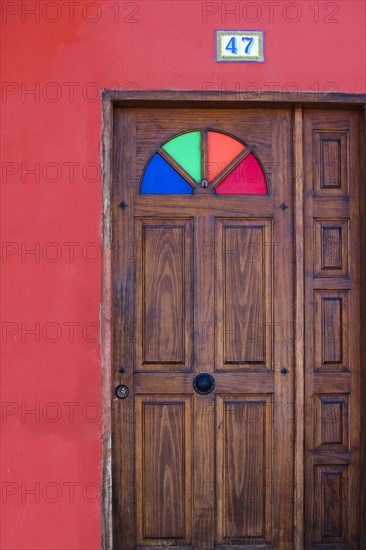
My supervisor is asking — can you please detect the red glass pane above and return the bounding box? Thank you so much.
[215,153,267,194]
[207,131,245,182]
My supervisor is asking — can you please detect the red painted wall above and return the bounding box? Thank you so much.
[1,1,365,548]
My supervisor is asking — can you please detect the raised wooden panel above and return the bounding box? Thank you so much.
[314,465,349,544]
[216,395,273,545]
[215,219,272,370]
[135,218,193,370]
[314,290,350,371]
[314,219,349,277]
[315,395,350,451]
[313,131,348,195]
[136,395,192,545]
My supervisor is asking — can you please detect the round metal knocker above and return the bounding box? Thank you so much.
[193,373,215,395]
[115,384,129,399]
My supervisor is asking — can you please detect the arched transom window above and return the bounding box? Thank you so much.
[140,129,268,194]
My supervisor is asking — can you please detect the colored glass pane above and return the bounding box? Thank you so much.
[215,153,267,194]
[140,153,193,194]
[162,131,201,182]
[207,131,245,182]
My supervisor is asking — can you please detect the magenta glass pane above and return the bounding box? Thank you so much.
[215,153,267,194]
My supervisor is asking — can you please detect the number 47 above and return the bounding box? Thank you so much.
[226,36,254,55]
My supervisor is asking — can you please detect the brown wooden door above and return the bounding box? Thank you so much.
[109,101,364,549]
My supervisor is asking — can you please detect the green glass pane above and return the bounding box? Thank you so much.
[162,131,201,182]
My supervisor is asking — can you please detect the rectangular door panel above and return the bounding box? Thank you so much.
[314,219,349,277]
[314,290,350,371]
[216,394,273,546]
[135,218,193,371]
[314,394,350,452]
[135,395,193,547]
[313,465,349,545]
[313,130,349,195]
[215,219,272,371]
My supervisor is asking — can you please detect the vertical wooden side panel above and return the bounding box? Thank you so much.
[136,395,192,546]
[216,395,273,545]
[294,105,305,550]
[304,109,362,549]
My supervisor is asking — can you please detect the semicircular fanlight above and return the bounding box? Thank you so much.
[140,129,268,195]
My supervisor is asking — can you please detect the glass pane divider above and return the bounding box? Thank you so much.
[158,149,196,189]
[211,148,251,188]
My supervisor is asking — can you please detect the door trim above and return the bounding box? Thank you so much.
[293,106,305,550]
[100,90,366,550]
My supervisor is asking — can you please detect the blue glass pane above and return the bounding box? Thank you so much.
[141,153,194,194]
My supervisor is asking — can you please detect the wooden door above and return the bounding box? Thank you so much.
[112,106,294,550]
[107,99,364,549]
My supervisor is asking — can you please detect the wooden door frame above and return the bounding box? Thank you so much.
[100,90,366,550]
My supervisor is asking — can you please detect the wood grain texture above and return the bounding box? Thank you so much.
[215,220,272,369]
[135,396,192,545]
[134,194,275,217]
[106,100,365,550]
[103,89,366,106]
[101,95,113,550]
[314,219,349,276]
[321,139,341,187]
[111,109,137,549]
[322,226,342,269]
[359,106,366,550]
[314,290,350,370]
[313,131,349,196]
[216,395,273,545]
[293,105,305,550]
[304,109,362,549]
[315,394,350,451]
[313,466,349,544]
[143,226,185,362]
[192,215,215,549]
[135,218,193,370]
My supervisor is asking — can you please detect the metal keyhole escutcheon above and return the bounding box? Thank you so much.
[115,384,129,399]
[193,373,215,395]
